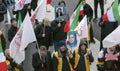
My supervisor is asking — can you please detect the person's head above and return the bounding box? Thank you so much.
[109,46,116,51]
[5,49,11,59]
[11,18,17,27]
[42,18,49,26]
[58,0,66,7]
[79,40,87,51]
[83,0,86,6]
[39,46,47,56]
[57,8,62,13]
[58,41,66,52]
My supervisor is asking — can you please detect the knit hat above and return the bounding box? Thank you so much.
[79,40,87,48]
[58,40,66,48]
[39,46,47,51]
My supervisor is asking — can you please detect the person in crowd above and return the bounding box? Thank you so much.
[58,0,66,7]
[0,0,7,29]
[4,0,15,20]
[73,40,94,71]
[5,49,24,71]
[78,0,95,43]
[35,18,53,50]
[51,17,67,51]
[52,41,74,71]
[94,0,104,21]
[22,3,31,21]
[97,46,120,71]
[8,18,18,42]
[99,19,118,50]
[32,46,52,71]
[2,0,8,23]
[0,30,6,52]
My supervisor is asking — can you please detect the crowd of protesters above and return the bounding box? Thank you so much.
[0,0,120,71]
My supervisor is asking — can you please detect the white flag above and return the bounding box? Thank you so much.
[103,25,120,48]
[14,0,32,11]
[74,15,88,38]
[9,13,36,64]
[30,0,46,23]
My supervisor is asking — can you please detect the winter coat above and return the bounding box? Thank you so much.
[8,25,18,42]
[73,48,94,71]
[79,3,93,21]
[97,48,120,71]
[31,0,38,10]
[35,24,53,49]
[99,21,118,49]
[51,20,67,42]
[53,49,73,71]
[32,51,52,71]
[0,2,6,22]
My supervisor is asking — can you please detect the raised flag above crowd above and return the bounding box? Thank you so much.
[9,13,36,64]
[64,2,84,32]
[102,0,120,22]
[74,15,88,39]
[14,0,32,11]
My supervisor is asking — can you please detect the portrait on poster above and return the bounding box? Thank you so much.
[54,5,65,19]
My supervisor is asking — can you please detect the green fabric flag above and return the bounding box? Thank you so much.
[70,2,83,30]
[18,12,22,28]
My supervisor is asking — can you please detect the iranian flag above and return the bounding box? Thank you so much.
[64,2,83,32]
[102,0,120,22]
[0,41,7,71]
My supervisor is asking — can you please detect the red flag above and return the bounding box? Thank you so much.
[64,19,70,32]
[47,0,52,4]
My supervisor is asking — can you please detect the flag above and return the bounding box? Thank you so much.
[30,0,46,23]
[74,15,88,38]
[0,32,7,71]
[102,0,120,22]
[64,2,83,32]
[9,13,36,64]
[47,0,52,4]
[103,25,120,48]
[17,12,22,28]
[14,0,32,11]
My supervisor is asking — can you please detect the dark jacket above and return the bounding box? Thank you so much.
[97,48,119,71]
[35,24,53,49]
[53,49,73,71]
[79,3,93,21]
[99,20,118,50]
[31,0,38,10]
[32,51,52,71]
[0,2,7,22]
[0,31,6,52]
[8,25,18,42]
[51,20,67,42]
[73,41,94,71]
[73,48,94,71]
[7,58,24,71]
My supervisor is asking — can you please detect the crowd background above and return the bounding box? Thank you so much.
[0,0,120,71]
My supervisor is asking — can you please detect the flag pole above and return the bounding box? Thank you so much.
[87,19,90,49]
[35,39,42,60]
